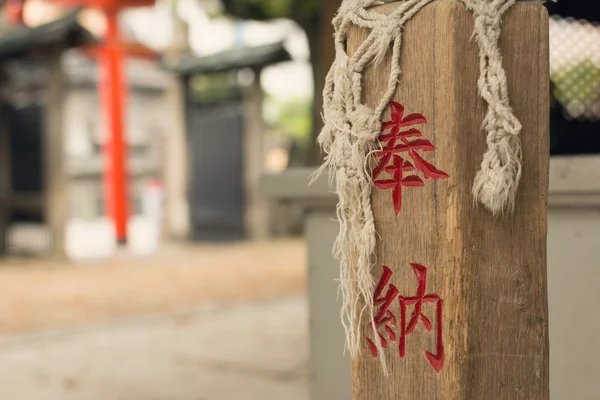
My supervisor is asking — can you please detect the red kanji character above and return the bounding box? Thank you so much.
[374,155,424,215]
[372,130,427,179]
[399,263,445,373]
[366,266,400,357]
[373,101,427,180]
[372,101,449,214]
[381,101,428,140]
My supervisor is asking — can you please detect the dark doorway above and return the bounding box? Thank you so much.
[7,103,44,222]
[187,95,245,241]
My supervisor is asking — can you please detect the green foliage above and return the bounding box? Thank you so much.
[260,0,294,17]
[266,96,312,142]
[189,73,238,103]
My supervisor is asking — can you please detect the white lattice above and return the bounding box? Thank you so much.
[550,15,600,120]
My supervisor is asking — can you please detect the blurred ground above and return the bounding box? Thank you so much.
[0,240,308,400]
[0,239,306,334]
[0,298,308,400]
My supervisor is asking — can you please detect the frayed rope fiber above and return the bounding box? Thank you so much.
[312,0,522,374]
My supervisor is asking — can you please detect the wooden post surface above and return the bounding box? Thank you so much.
[44,52,68,259]
[350,1,549,399]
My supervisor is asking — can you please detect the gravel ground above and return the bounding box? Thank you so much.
[0,239,306,334]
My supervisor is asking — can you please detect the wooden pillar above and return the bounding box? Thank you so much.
[243,70,269,240]
[163,2,191,241]
[163,75,190,240]
[0,103,10,256]
[351,1,549,399]
[44,51,68,259]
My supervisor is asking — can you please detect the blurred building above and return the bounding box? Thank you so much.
[62,50,169,259]
[166,41,293,241]
[0,10,92,258]
[0,10,170,259]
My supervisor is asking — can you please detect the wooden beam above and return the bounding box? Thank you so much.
[350,1,549,399]
[43,49,68,259]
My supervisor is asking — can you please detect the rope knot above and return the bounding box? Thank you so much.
[475,13,499,27]
[473,160,519,215]
[337,0,365,20]
[348,104,382,141]
[467,1,501,17]
[319,106,347,150]
[473,131,522,215]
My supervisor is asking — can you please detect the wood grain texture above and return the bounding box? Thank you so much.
[350,1,550,399]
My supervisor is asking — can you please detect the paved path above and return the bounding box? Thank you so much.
[0,298,308,400]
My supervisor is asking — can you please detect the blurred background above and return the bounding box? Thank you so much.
[0,0,599,399]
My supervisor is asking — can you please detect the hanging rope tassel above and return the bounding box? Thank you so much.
[461,0,523,214]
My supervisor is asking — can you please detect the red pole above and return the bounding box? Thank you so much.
[100,9,128,245]
[4,0,25,25]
